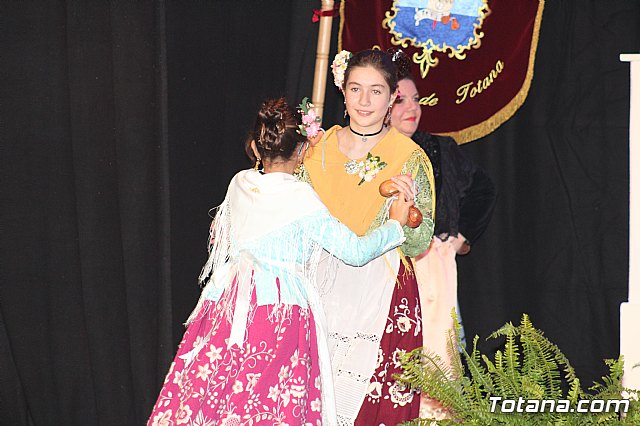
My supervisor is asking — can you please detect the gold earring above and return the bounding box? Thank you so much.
[254,157,261,170]
[344,101,348,118]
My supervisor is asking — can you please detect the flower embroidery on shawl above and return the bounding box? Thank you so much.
[344,152,388,185]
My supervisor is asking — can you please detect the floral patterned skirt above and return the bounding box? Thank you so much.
[148,287,322,426]
[354,260,422,426]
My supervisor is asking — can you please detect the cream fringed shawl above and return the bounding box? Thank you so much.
[186,169,338,426]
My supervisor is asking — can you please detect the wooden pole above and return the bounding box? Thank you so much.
[311,0,335,125]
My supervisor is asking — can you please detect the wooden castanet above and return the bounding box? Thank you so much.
[378,179,423,228]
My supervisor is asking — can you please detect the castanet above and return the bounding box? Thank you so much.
[378,179,423,228]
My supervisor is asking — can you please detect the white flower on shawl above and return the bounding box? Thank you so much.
[205,344,223,363]
[310,398,322,412]
[314,375,322,390]
[232,380,243,394]
[151,410,172,426]
[351,152,387,186]
[176,404,193,425]
[397,316,412,333]
[196,363,212,381]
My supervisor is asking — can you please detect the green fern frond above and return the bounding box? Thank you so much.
[399,313,640,425]
[589,357,625,397]
[504,331,521,377]
[517,321,563,397]
[461,336,493,395]
[567,377,582,404]
[489,320,517,340]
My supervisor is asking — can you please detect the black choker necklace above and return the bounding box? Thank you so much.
[349,125,385,143]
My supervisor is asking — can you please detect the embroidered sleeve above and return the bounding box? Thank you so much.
[367,149,435,258]
[401,149,436,257]
[305,210,405,267]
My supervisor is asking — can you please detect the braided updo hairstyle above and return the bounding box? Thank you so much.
[245,98,306,164]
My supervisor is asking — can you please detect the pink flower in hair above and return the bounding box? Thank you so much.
[297,97,323,139]
[307,121,321,138]
[302,108,317,125]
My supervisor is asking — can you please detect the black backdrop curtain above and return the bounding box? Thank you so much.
[1,1,639,424]
[2,1,172,424]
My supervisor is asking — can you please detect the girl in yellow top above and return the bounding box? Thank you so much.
[300,49,436,425]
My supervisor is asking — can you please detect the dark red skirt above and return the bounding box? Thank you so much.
[355,259,422,425]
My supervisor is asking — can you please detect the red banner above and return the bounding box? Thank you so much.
[340,0,545,143]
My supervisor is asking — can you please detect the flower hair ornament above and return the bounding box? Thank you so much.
[297,97,322,140]
[298,96,327,149]
[297,96,329,168]
[331,50,352,90]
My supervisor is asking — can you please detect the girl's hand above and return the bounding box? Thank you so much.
[389,189,413,227]
[390,173,415,201]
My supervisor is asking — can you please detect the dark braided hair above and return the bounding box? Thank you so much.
[245,98,306,163]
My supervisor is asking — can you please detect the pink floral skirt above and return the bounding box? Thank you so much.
[148,289,322,426]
